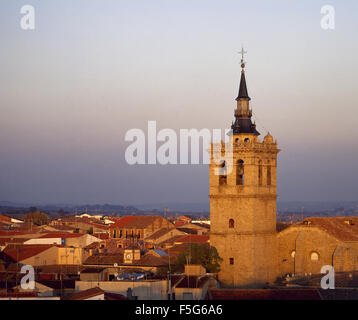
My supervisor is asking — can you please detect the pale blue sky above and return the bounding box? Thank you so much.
[0,0,358,205]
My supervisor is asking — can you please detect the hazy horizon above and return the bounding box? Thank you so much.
[1,0,358,205]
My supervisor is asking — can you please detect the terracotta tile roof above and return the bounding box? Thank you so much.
[207,289,322,300]
[104,291,128,300]
[39,232,84,239]
[285,217,358,242]
[0,292,38,298]
[0,231,26,237]
[83,242,101,250]
[62,287,104,300]
[83,252,124,266]
[128,216,164,228]
[54,217,109,230]
[0,215,12,222]
[86,222,109,230]
[133,254,168,267]
[174,221,186,227]
[109,216,138,228]
[0,238,29,246]
[93,233,109,240]
[159,235,186,246]
[102,239,124,253]
[163,243,192,255]
[175,235,210,243]
[111,216,170,229]
[145,228,173,240]
[3,244,57,262]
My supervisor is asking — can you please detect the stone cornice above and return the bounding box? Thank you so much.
[209,194,277,200]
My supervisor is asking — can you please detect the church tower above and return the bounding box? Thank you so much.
[209,51,280,287]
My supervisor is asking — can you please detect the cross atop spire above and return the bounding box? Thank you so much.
[231,47,259,135]
[236,46,250,100]
[238,46,247,68]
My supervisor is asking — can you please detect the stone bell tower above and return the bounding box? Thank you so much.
[209,51,280,288]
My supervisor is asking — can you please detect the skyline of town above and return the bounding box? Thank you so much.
[1,0,358,308]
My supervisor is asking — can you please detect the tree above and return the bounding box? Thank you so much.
[174,243,223,273]
[24,211,49,226]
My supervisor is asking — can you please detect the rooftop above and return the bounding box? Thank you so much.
[61,287,104,300]
[282,217,358,242]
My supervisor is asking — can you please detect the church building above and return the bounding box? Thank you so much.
[209,52,279,288]
[209,52,358,288]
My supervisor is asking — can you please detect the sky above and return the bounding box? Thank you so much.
[0,0,358,206]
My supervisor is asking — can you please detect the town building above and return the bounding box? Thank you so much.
[209,54,358,289]
[109,216,174,245]
[209,55,279,287]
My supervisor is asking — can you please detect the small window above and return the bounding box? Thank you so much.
[219,175,227,185]
[237,160,244,186]
[229,219,234,229]
[244,138,250,143]
[291,250,296,258]
[219,161,227,185]
[229,258,234,265]
[310,252,319,261]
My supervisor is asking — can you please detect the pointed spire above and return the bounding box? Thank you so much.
[236,47,250,101]
[236,70,250,101]
[231,47,260,136]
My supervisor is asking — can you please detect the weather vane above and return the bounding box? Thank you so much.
[238,46,247,67]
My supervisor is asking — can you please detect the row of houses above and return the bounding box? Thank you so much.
[0,213,213,300]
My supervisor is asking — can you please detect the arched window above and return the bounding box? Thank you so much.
[258,160,263,186]
[113,229,117,238]
[229,219,235,228]
[237,160,244,185]
[229,258,234,265]
[219,161,227,185]
[244,138,250,143]
[267,160,271,186]
[310,252,319,261]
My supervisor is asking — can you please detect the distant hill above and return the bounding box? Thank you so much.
[1,200,357,219]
